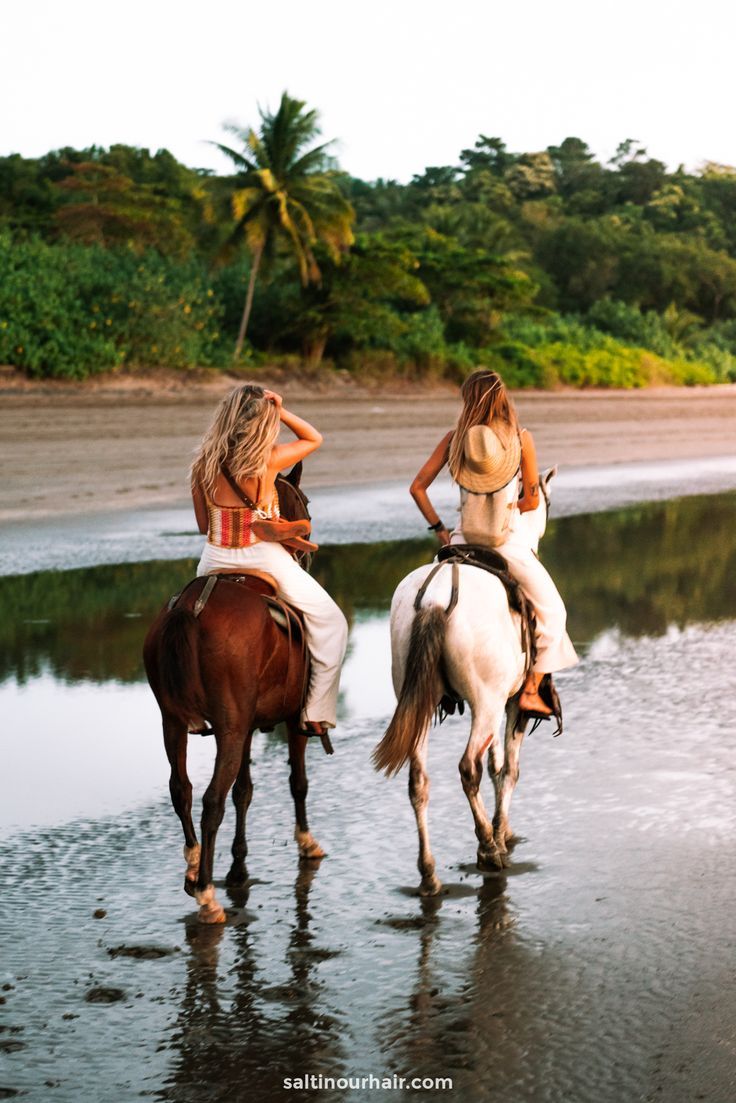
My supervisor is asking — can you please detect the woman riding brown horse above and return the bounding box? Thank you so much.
[144,385,347,923]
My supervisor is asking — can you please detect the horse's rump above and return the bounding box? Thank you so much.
[145,574,307,729]
[437,544,536,677]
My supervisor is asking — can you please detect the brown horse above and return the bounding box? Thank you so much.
[143,463,326,924]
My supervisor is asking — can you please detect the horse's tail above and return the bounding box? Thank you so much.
[373,605,447,777]
[156,608,207,725]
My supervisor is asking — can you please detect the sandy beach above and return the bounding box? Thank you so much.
[2,380,736,1102]
[1,378,736,522]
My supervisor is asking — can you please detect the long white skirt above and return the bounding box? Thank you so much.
[197,541,348,728]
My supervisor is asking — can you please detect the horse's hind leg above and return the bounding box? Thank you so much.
[492,701,525,855]
[196,731,245,924]
[226,731,255,887]
[409,737,441,896]
[162,717,199,895]
[287,720,326,860]
[460,699,508,871]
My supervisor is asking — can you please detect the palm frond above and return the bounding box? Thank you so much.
[286,142,335,180]
[213,92,355,292]
[209,140,257,175]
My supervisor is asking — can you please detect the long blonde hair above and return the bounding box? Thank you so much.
[448,369,519,482]
[191,384,280,498]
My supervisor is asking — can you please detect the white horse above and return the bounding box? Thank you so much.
[373,469,557,896]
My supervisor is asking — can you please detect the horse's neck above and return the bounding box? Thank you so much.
[275,478,304,521]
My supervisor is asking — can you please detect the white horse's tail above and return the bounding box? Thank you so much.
[373,605,447,777]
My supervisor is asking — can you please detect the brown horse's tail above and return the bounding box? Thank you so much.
[372,606,447,777]
[156,608,207,726]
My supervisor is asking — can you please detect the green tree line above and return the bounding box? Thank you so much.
[3,95,736,384]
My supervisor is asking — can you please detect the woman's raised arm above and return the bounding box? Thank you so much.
[265,390,324,472]
[410,430,453,545]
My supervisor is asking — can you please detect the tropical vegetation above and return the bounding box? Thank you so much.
[2,98,736,385]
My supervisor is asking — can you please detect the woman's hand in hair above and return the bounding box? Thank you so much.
[263,389,283,409]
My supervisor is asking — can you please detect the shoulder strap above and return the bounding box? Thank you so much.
[220,464,257,509]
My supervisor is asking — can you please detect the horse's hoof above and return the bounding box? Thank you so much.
[194,884,226,924]
[419,875,442,897]
[477,846,505,872]
[198,904,227,925]
[299,841,326,861]
[295,828,326,861]
[225,867,247,887]
[183,878,197,897]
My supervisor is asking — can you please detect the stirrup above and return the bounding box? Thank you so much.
[520,706,553,721]
[299,723,335,756]
[520,674,563,737]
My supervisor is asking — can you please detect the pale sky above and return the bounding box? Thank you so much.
[3,0,734,181]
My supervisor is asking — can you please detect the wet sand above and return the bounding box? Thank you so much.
[1,383,736,522]
[1,621,734,1102]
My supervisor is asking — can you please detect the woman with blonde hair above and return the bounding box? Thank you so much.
[409,368,578,716]
[190,383,348,736]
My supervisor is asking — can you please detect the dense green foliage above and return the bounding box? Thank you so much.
[0,234,223,377]
[3,118,736,383]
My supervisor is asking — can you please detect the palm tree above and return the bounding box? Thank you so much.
[214,92,355,360]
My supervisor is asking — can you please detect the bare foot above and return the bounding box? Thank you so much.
[519,692,553,716]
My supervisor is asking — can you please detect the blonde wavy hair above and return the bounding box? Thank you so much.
[448,368,520,482]
[191,384,280,498]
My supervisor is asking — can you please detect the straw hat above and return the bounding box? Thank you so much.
[455,423,521,493]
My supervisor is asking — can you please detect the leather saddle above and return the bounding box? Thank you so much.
[432,544,562,735]
[437,543,527,616]
[169,569,305,637]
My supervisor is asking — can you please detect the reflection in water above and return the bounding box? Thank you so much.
[0,491,735,686]
[162,864,347,1103]
[377,875,519,1089]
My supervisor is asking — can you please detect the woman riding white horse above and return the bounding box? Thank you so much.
[410,367,577,714]
[373,368,577,894]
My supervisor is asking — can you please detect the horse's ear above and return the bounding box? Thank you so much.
[286,462,303,488]
[543,466,558,487]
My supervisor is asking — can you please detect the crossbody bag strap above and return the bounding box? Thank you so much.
[220,464,257,510]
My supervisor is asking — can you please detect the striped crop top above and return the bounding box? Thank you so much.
[206,487,280,549]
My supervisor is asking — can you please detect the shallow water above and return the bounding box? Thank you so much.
[3,454,736,576]
[1,493,735,1101]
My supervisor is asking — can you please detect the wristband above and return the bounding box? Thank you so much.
[427,520,444,532]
